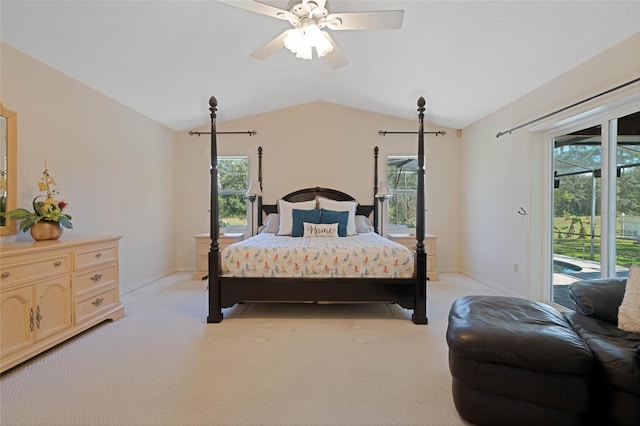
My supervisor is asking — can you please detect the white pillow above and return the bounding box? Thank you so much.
[618,264,640,333]
[316,197,357,235]
[261,213,279,233]
[355,215,374,233]
[303,222,339,238]
[277,199,317,236]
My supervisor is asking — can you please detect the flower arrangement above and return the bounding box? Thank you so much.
[0,163,72,232]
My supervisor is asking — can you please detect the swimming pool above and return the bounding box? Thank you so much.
[553,259,583,274]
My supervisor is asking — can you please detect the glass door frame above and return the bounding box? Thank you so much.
[527,89,640,305]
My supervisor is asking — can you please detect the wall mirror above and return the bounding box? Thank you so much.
[0,103,17,235]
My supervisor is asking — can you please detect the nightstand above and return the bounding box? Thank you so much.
[193,232,245,280]
[387,233,439,281]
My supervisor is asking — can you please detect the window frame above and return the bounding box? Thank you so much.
[217,156,249,232]
[386,155,419,235]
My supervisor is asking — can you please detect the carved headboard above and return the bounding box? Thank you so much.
[262,187,374,217]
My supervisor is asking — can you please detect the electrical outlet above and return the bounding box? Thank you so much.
[514,264,519,273]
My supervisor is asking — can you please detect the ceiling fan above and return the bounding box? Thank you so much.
[221,0,404,69]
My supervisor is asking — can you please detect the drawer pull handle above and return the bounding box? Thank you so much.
[36,305,43,328]
[54,261,62,267]
[95,253,102,258]
[90,274,103,282]
[1,272,9,279]
[92,297,104,307]
[30,308,35,332]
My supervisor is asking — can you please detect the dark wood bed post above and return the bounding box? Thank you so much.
[413,97,428,324]
[373,146,380,233]
[207,96,223,323]
[257,146,264,228]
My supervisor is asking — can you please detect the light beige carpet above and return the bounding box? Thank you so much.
[0,273,503,425]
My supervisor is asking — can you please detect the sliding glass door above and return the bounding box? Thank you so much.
[551,111,640,308]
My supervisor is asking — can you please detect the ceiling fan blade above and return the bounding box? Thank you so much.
[250,30,288,60]
[326,10,404,30]
[218,0,290,20]
[322,33,348,69]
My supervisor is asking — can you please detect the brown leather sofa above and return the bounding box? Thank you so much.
[446,278,639,426]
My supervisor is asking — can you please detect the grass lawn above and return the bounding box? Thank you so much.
[554,215,639,267]
[554,236,639,267]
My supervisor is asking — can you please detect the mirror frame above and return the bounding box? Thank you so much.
[0,103,17,235]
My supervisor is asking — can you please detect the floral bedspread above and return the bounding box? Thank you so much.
[221,232,414,278]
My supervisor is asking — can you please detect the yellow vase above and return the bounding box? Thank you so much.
[30,221,63,241]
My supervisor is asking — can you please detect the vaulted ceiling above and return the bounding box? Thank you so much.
[1,1,639,131]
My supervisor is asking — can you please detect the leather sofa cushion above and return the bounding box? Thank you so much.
[564,311,640,395]
[451,377,590,426]
[447,296,593,374]
[569,277,627,324]
[449,352,591,412]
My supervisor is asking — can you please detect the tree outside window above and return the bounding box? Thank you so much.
[218,157,248,230]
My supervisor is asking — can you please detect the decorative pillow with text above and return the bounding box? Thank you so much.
[303,222,339,238]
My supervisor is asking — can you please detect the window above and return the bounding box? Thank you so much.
[218,156,248,230]
[386,156,418,232]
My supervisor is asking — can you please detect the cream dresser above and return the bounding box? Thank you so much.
[0,235,124,373]
[193,232,245,280]
[387,233,439,281]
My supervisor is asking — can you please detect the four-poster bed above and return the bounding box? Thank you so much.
[205,96,429,324]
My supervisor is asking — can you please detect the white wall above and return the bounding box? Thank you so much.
[175,101,461,273]
[0,43,178,294]
[461,32,640,298]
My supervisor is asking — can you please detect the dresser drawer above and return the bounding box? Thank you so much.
[197,254,208,272]
[427,255,436,272]
[197,239,211,254]
[74,264,118,296]
[0,253,71,289]
[74,242,118,270]
[75,287,118,324]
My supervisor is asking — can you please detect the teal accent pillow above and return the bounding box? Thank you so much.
[320,209,349,237]
[291,209,321,237]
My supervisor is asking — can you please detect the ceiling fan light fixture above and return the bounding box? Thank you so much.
[232,0,403,69]
[283,24,333,60]
[296,42,313,60]
[314,29,333,57]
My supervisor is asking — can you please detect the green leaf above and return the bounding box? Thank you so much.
[58,216,73,229]
[0,208,36,220]
[18,216,37,232]
[32,196,44,217]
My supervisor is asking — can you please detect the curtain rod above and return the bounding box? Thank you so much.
[378,130,446,136]
[496,77,640,138]
[188,130,257,136]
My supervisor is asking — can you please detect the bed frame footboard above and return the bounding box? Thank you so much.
[208,276,422,323]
